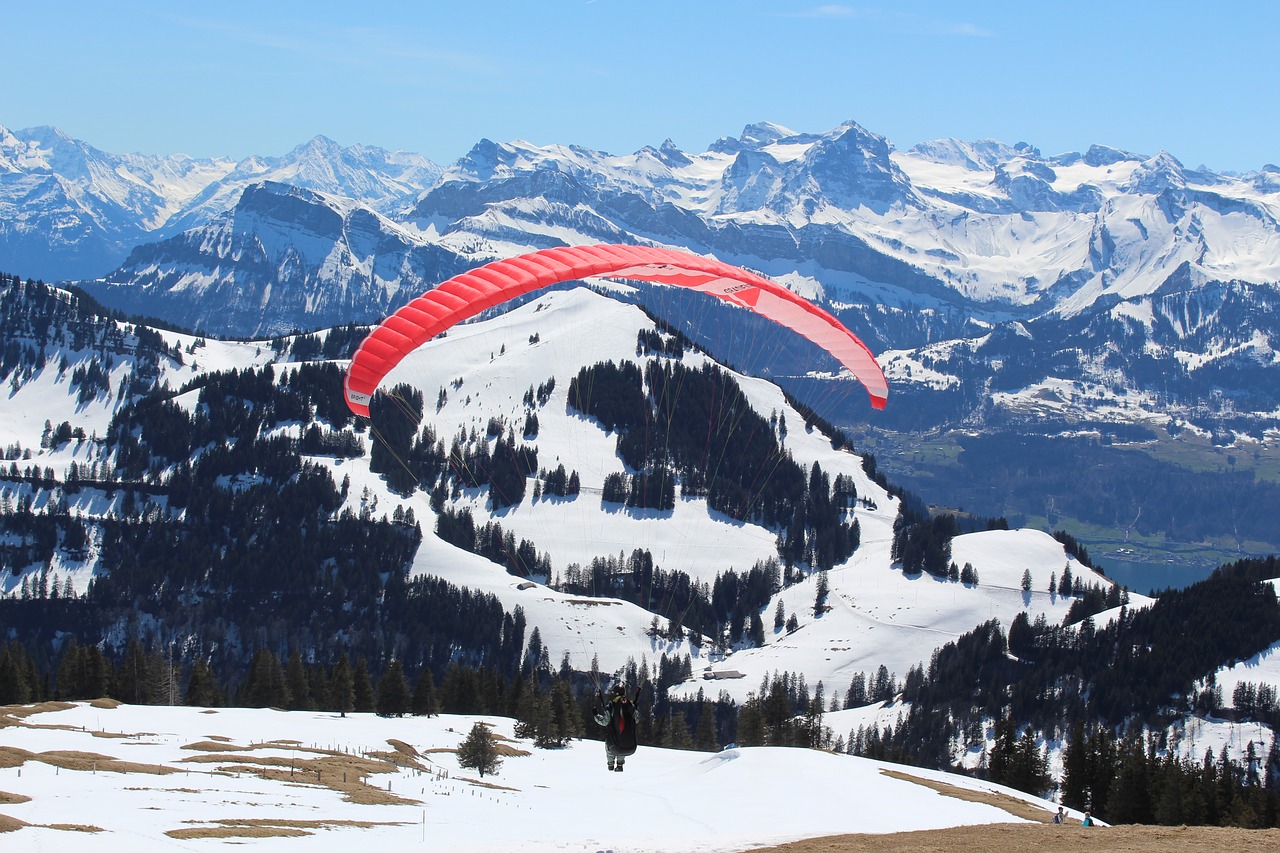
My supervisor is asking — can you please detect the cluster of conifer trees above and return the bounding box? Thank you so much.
[844,557,1280,827]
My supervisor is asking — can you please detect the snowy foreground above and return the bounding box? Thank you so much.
[0,700,1073,852]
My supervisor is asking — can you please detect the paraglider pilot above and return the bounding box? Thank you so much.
[594,683,640,771]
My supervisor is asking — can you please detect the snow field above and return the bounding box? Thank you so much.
[0,700,1064,853]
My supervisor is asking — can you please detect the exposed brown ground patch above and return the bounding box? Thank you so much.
[493,741,532,758]
[1,701,77,718]
[166,825,311,839]
[0,813,29,833]
[181,740,253,753]
[0,790,32,805]
[1,700,140,740]
[878,769,1054,823]
[41,823,104,832]
[166,817,404,840]
[747,823,1280,853]
[180,743,418,806]
[0,701,77,729]
[0,814,103,835]
[0,746,178,775]
[387,738,419,757]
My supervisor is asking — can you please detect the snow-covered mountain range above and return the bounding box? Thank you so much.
[6,118,1278,324]
[0,126,441,281]
[6,118,1276,435]
[4,117,1279,579]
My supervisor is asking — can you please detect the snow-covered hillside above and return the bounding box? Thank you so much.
[0,280,1144,710]
[0,700,1074,852]
[293,286,1145,700]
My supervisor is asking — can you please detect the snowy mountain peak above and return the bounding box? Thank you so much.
[740,120,799,148]
[796,120,915,210]
[908,137,1024,170]
[454,137,526,181]
[290,133,346,158]
[655,138,693,168]
[1127,150,1189,194]
[1079,143,1144,168]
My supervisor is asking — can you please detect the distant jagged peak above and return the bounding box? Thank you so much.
[452,137,526,181]
[995,157,1058,185]
[287,133,346,158]
[232,179,422,240]
[11,123,81,150]
[655,138,693,168]
[1126,150,1189,194]
[632,141,693,171]
[233,179,359,223]
[1050,143,1145,169]
[275,133,439,177]
[1250,164,1280,193]
[820,119,897,153]
[795,120,915,210]
[5,124,106,178]
[740,121,799,148]
[907,137,1024,171]
[707,120,810,155]
[1081,143,1144,167]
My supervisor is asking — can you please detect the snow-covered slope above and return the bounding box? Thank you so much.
[87,181,469,337]
[0,281,1145,710]
[283,288,1147,699]
[0,700,1075,852]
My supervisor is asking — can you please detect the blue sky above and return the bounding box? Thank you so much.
[6,1,1277,172]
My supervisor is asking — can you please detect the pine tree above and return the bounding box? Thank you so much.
[185,658,220,707]
[241,649,289,708]
[457,722,502,777]
[694,699,718,751]
[353,657,375,712]
[813,570,830,616]
[546,676,581,745]
[56,639,85,699]
[662,709,694,750]
[376,660,412,717]
[988,716,1017,785]
[0,643,34,704]
[115,639,151,704]
[285,651,313,710]
[412,668,439,716]
[329,655,355,717]
[736,693,765,746]
[1061,718,1090,810]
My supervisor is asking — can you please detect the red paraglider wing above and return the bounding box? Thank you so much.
[344,244,888,416]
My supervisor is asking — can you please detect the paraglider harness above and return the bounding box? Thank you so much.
[594,685,639,757]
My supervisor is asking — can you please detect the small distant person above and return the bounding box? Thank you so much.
[593,683,639,771]
[1081,811,1094,827]
[1053,806,1065,824]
